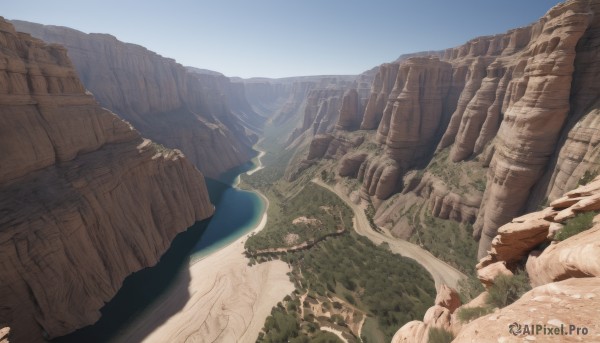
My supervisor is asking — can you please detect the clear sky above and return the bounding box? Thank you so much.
[4,0,564,78]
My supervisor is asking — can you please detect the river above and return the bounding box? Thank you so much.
[53,151,267,343]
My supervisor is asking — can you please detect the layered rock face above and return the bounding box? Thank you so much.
[0,19,213,342]
[474,2,592,257]
[12,20,259,178]
[539,0,600,202]
[297,0,600,258]
[187,66,265,134]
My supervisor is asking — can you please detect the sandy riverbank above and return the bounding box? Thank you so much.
[114,188,293,343]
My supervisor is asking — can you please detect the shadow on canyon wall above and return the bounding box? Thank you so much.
[51,217,210,343]
[52,160,259,343]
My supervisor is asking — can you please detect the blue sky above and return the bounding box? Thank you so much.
[4,0,563,78]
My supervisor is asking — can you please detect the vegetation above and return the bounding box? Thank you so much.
[242,146,297,189]
[456,306,493,323]
[361,317,387,343]
[320,169,335,184]
[245,129,442,342]
[407,207,479,275]
[578,170,599,186]
[245,183,352,253]
[150,141,171,154]
[486,271,531,308]
[364,204,381,232]
[259,232,436,342]
[456,276,485,304]
[554,211,596,241]
[255,228,436,342]
[426,147,487,196]
[427,327,454,343]
[257,300,346,342]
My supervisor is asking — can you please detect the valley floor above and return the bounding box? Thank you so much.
[113,201,294,343]
[311,178,466,290]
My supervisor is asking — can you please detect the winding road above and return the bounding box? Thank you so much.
[312,179,466,290]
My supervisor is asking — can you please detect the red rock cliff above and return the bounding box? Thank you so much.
[0,19,214,342]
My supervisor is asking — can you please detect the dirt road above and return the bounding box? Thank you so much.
[312,179,466,290]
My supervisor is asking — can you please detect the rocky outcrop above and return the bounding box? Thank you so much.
[306,134,334,160]
[354,58,454,201]
[377,57,452,164]
[335,88,360,130]
[302,88,346,136]
[338,152,369,178]
[391,285,461,343]
[0,19,213,342]
[413,172,481,224]
[360,63,399,130]
[527,226,600,287]
[454,277,600,342]
[0,327,8,343]
[476,176,600,286]
[11,20,258,178]
[521,177,600,287]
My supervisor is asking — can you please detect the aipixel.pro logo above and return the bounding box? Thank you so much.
[508,322,589,337]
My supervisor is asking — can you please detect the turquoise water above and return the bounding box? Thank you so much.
[52,157,266,343]
[191,162,266,261]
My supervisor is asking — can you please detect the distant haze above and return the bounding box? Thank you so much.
[4,0,563,78]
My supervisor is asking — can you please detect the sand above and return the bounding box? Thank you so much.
[114,197,294,343]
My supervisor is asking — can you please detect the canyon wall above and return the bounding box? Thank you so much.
[11,20,261,178]
[294,0,600,258]
[239,75,367,149]
[0,19,214,342]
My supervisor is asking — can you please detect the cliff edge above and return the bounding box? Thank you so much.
[0,18,214,342]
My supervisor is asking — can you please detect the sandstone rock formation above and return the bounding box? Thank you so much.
[476,176,600,287]
[474,1,592,258]
[0,327,8,343]
[527,226,600,287]
[335,88,360,130]
[0,19,213,342]
[361,63,399,130]
[454,277,600,342]
[12,20,259,178]
[295,0,600,260]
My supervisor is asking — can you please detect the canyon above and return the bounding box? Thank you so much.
[2,0,600,342]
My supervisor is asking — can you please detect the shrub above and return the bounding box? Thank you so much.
[428,327,454,343]
[486,271,531,308]
[578,170,598,186]
[554,211,596,241]
[344,293,356,305]
[456,306,493,323]
[457,276,485,304]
